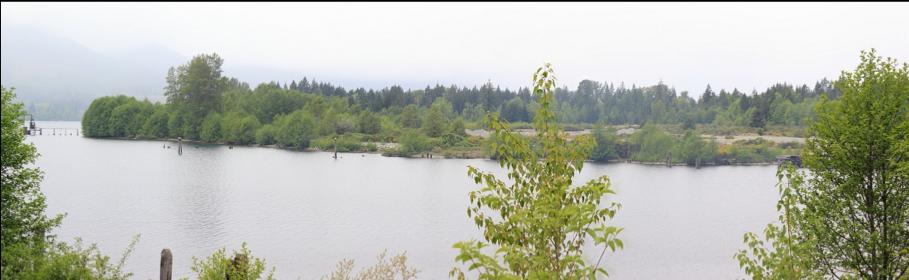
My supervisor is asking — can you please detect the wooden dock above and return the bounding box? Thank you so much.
[21,115,80,136]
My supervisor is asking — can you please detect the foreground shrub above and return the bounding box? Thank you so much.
[322,250,418,280]
[186,243,274,280]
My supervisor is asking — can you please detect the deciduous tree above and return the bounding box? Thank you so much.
[451,64,623,279]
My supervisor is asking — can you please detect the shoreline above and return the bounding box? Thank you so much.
[86,136,783,167]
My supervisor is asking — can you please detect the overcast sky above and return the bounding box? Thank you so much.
[2,2,907,95]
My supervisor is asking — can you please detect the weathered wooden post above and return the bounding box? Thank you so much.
[333,136,338,159]
[667,152,672,167]
[160,248,172,280]
[177,137,183,156]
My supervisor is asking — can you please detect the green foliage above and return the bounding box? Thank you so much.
[182,117,199,140]
[81,97,113,136]
[447,117,467,137]
[254,124,277,145]
[591,126,620,162]
[713,98,753,127]
[591,124,725,165]
[423,102,448,138]
[399,104,421,128]
[108,100,151,137]
[273,110,317,149]
[84,53,250,141]
[318,108,340,136]
[164,53,226,132]
[241,85,305,124]
[451,64,622,279]
[736,164,821,280]
[461,103,486,123]
[673,130,716,165]
[322,250,419,280]
[312,136,365,153]
[222,112,260,145]
[186,242,274,280]
[167,110,185,138]
[142,106,170,138]
[720,138,780,164]
[1,86,62,276]
[482,131,503,160]
[82,96,148,137]
[767,93,817,126]
[199,112,223,143]
[0,86,62,274]
[629,123,674,162]
[86,52,840,152]
[84,52,834,162]
[796,49,909,279]
[335,113,359,135]
[736,49,909,279]
[358,110,382,135]
[501,96,530,123]
[397,129,431,156]
[440,133,466,148]
[3,86,138,280]
[5,235,139,280]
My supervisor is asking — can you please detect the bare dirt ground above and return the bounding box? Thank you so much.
[701,134,806,145]
[371,142,400,150]
[466,127,806,145]
[466,125,637,139]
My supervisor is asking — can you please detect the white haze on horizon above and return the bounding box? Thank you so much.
[2,2,908,96]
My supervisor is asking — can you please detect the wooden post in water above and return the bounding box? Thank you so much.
[667,152,672,167]
[160,248,172,280]
[696,157,701,169]
[333,136,338,159]
[177,137,183,156]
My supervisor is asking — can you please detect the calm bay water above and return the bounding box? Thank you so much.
[29,121,778,279]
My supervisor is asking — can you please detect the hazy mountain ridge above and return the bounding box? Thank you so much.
[1,27,185,120]
[0,27,372,121]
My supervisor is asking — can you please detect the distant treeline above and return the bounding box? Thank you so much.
[262,70,838,128]
[236,72,837,128]
[82,53,818,161]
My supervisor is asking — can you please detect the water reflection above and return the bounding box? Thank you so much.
[31,121,778,279]
[166,145,229,252]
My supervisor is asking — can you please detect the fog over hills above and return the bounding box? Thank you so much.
[0,27,316,120]
[1,27,181,119]
[4,3,908,121]
[1,26,496,121]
